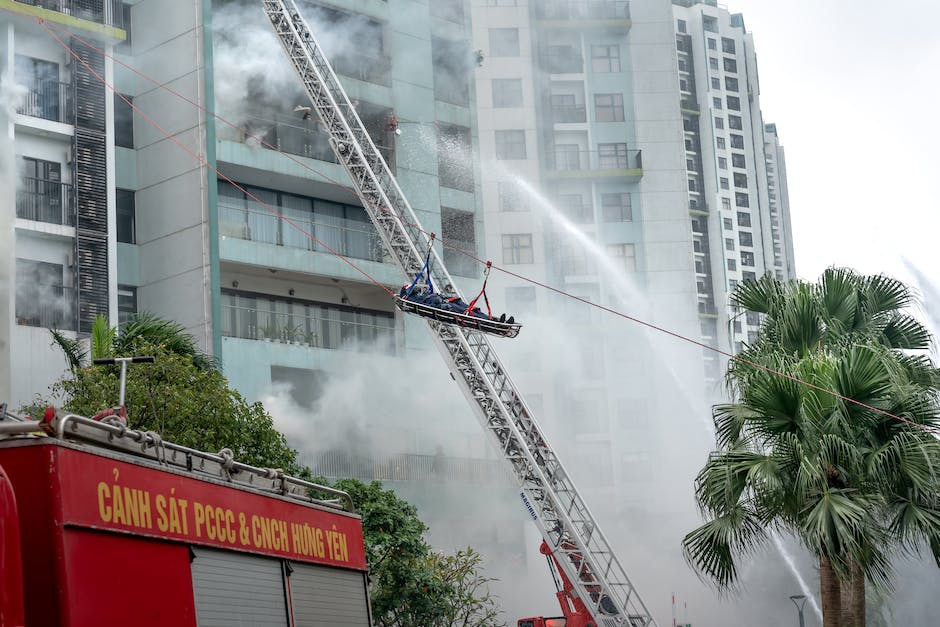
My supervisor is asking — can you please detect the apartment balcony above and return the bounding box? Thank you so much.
[536,0,631,26]
[16,178,75,226]
[20,0,123,25]
[220,113,394,168]
[540,50,584,74]
[331,51,392,87]
[306,450,512,484]
[544,148,643,181]
[550,104,587,124]
[219,204,385,264]
[16,284,77,331]
[220,296,396,355]
[17,81,73,124]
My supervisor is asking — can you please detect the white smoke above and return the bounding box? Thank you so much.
[0,70,27,117]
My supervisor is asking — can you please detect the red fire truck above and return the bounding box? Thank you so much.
[0,404,372,626]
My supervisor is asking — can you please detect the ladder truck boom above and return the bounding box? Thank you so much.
[261,2,657,625]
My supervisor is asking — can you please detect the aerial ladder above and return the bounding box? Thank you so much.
[261,2,657,625]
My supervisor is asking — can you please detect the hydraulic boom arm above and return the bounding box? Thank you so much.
[261,2,656,625]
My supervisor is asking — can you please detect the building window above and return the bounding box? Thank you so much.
[707,38,717,50]
[117,285,137,324]
[714,117,724,129]
[598,142,629,168]
[708,57,719,71]
[718,156,727,170]
[432,38,471,105]
[727,96,741,111]
[437,124,473,191]
[116,3,132,53]
[732,152,746,168]
[498,181,529,212]
[553,144,581,170]
[558,194,591,223]
[18,157,65,224]
[441,207,477,276]
[737,211,752,227]
[712,97,722,109]
[743,271,757,282]
[710,77,721,89]
[733,172,748,188]
[723,57,737,73]
[502,233,533,264]
[594,93,624,122]
[721,197,731,211]
[489,28,520,57]
[686,158,695,171]
[492,78,523,108]
[116,188,136,244]
[688,178,698,192]
[730,134,744,149]
[735,192,750,207]
[677,59,688,72]
[683,117,696,132]
[727,258,737,271]
[725,237,735,250]
[114,93,134,148]
[721,37,736,54]
[739,231,753,247]
[725,76,739,92]
[608,243,636,272]
[15,259,72,329]
[728,114,743,130]
[740,251,755,267]
[601,192,632,221]
[591,45,620,72]
[495,129,526,159]
[677,19,687,33]
[14,55,63,122]
[716,137,726,149]
[723,217,733,229]
[719,177,729,190]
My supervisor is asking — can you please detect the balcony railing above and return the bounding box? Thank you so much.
[550,104,587,123]
[331,52,392,87]
[537,0,630,20]
[541,51,584,74]
[16,284,77,330]
[221,113,394,167]
[545,148,642,172]
[219,204,385,263]
[16,178,75,226]
[17,81,73,124]
[18,0,124,27]
[305,450,512,484]
[221,298,396,354]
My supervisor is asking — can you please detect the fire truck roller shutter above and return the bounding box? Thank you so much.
[190,547,289,625]
[288,562,371,626]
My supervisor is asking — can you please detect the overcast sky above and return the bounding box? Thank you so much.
[726,0,940,289]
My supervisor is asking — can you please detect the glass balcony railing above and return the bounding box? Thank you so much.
[221,295,396,354]
[537,0,630,20]
[219,204,385,263]
[18,0,124,27]
[16,284,77,330]
[546,148,642,172]
[550,104,587,123]
[16,178,75,226]
[17,81,73,124]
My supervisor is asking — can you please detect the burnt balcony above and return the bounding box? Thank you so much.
[16,284,77,330]
[17,0,124,27]
[16,178,75,226]
[536,0,630,21]
[17,81,73,124]
[550,103,587,123]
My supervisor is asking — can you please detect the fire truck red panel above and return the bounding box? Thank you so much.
[55,447,368,570]
[63,528,197,627]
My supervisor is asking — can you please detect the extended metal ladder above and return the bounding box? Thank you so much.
[261,2,656,625]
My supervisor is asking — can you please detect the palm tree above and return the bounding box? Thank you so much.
[683,269,940,627]
[51,312,217,372]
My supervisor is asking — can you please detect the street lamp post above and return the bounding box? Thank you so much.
[789,595,807,627]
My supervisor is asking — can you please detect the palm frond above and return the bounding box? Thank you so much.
[880,312,932,350]
[862,273,914,315]
[818,267,861,334]
[90,314,115,360]
[49,328,87,371]
[730,273,785,315]
[682,504,768,589]
[118,312,218,371]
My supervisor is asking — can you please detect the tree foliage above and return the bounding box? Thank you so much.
[684,269,940,627]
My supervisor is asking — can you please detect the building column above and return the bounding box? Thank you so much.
[0,22,15,403]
